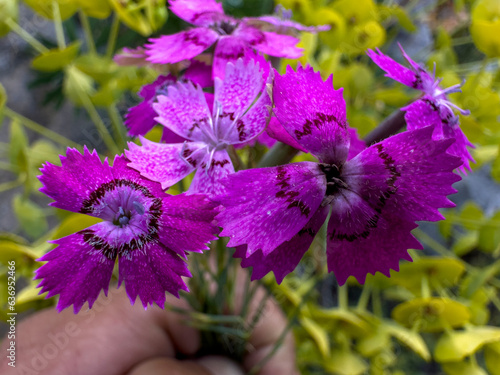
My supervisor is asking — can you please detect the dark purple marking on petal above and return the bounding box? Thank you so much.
[184,28,214,47]
[80,196,162,258]
[275,166,311,216]
[80,179,154,214]
[210,158,230,170]
[295,112,346,140]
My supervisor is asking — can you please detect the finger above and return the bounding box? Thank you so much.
[127,356,244,375]
[0,287,200,375]
[242,288,298,375]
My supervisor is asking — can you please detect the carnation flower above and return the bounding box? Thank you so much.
[216,66,462,285]
[124,60,212,141]
[145,0,302,78]
[367,45,473,173]
[126,57,271,197]
[35,147,218,313]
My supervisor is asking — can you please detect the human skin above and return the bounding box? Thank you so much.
[0,284,298,375]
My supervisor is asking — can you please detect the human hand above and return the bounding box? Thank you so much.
[0,284,298,375]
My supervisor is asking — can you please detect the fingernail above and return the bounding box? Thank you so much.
[196,356,245,375]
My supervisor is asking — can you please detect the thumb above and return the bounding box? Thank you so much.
[127,356,244,375]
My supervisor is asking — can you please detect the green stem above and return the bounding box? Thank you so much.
[4,18,49,53]
[79,11,96,54]
[3,107,79,148]
[246,285,311,375]
[107,105,127,149]
[257,142,299,168]
[78,94,120,154]
[0,177,24,193]
[52,1,66,49]
[421,276,431,299]
[338,283,348,310]
[356,282,372,312]
[413,228,474,271]
[106,14,120,59]
[0,161,14,171]
[372,287,383,318]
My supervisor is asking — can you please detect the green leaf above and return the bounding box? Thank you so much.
[471,0,500,57]
[442,360,489,375]
[484,341,500,375]
[0,82,6,124]
[435,326,500,362]
[0,240,38,265]
[16,281,48,305]
[300,316,330,359]
[324,349,368,375]
[8,119,30,175]
[23,0,78,20]
[315,7,347,50]
[478,211,500,253]
[453,231,478,257]
[76,0,112,18]
[459,202,484,231]
[378,5,416,32]
[0,0,18,37]
[492,146,500,182]
[382,321,430,361]
[63,65,95,106]
[356,326,390,357]
[391,257,465,292]
[13,195,48,240]
[74,54,118,84]
[392,298,470,332]
[109,0,167,36]
[460,259,500,298]
[50,213,101,241]
[31,42,81,72]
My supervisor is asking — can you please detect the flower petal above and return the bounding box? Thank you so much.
[217,162,326,255]
[124,100,158,137]
[215,56,269,119]
[273,65,349,164]
[213,36,251,79]
[214,57,271,144]
[326,126,462,284]
[184,60,213,88]
[35,231,115,313]
[169,0,224,26]
[237,205,329,283]
[153,81,214,143]
[266,117,307,152]
[326,203,419,285]
[146,28,219,64]
[188,149,235,197]
[118,242,191,308]
[347,128,366,160]
[157,193,219,255]
[237,25,302,58]
[38,147,114,215]
[367,48,421,89]
[403,98,474,174]
[126,138,207,190]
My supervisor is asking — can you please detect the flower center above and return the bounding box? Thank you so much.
[212,21,238,35]
[319,163,348,196]
[113,206,132,228]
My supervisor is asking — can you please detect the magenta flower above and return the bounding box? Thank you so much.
[126,57,271,197]
[125,60,213,141]
[35,147,218,313]
[216,66,462,285]
[145,0,302,78]
[367,46,473,173]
